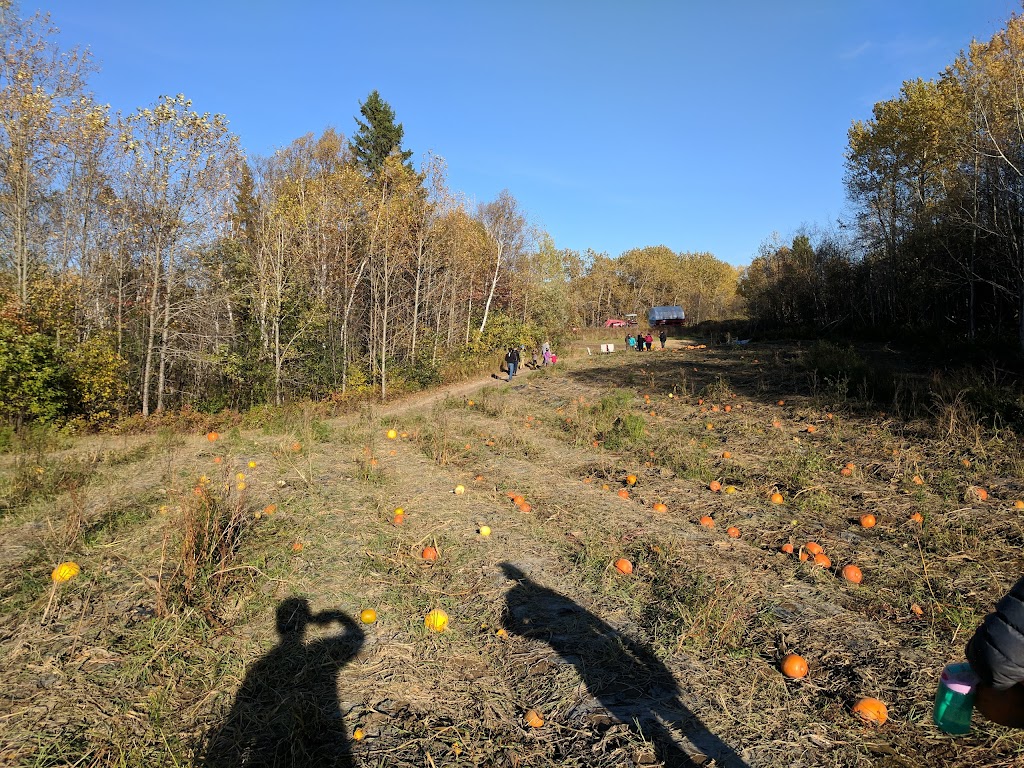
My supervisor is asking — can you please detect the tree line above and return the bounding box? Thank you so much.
[740,9,1024,352]
[0,6,740,428]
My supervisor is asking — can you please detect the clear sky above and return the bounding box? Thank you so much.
[28,0,1021,266]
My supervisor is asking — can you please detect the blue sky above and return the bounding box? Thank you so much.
[32,0,1020,266]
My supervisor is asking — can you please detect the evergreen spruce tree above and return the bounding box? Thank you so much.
[350,90,413,175]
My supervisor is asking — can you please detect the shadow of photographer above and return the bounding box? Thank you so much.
[200,597,364,768]
[499,563,748,768]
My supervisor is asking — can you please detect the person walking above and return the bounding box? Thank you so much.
[659,330,667,349]
[505,347,521,381]
[542,341,552,366]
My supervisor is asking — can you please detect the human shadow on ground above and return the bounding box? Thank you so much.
[499,563,749,768]
[200,597,364,768]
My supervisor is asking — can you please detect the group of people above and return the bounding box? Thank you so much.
[504,342,554,382]
[626,330,667,351]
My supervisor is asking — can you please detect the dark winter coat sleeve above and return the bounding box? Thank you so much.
[967,576,1024,690]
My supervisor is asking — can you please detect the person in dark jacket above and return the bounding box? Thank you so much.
[967,576,1024,726]
[505,347,520,382]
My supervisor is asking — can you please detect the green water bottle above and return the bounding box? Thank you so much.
[933,662,978,735]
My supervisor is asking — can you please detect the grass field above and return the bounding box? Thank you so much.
[2,336,1023,767]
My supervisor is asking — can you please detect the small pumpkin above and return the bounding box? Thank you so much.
[842,564,863,584]
[726,526,740,538]
[626,474,638,486]
[699,515,715,528]
[859,513,876,529]
[909,511,923,524]
[780,543,794,554]
[386,429,398,439]
[424,608,449,632]
[781,653,808,679]
[614,558,633,575]
[524,709,545,728]
[652,502,668,513]
[804,542,823,555]
[359,608,377,624]
[770,492,784,504]
[617,488,630,500]
[812,553,831,568]
[206,431,219,442]
[517,501,532,513]
[421,546,439,562]
[852,697,888,725]
[709,481,722,492]
[454,484,466,495]
[722,451,732,459]
[51,561,81,583]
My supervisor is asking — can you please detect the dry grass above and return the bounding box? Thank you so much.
[1,339,1024,767]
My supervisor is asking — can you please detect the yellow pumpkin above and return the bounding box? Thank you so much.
[51,561,81,583]
[425,608,449,632]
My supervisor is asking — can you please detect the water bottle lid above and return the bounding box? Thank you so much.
[941,663,978,694]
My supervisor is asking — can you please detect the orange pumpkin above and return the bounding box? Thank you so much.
[652,502,668,513]
[840,466,853,477]
[626,475,637,486]
[617,488,630,500]
[524,709,545,728]
[726,526,740,538]
[709,481,722,493]
[722,451,732,459]
[804,542,823,555]
[770,492,784,504]
[614,558,633,575]
[421,546,439,561]
[781,653,808,679]
[909,511,923,524]
[517,501,532,513]
[852,697,888,725]
[206,431,219,442]
[842,564,863,584]
[806,425,817,434]
[781,543,794,554]
[859,513,876,529]
[970,486,989,501]
[813,553,831,568]
[699,516,715,528]
[912,475,924,485]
